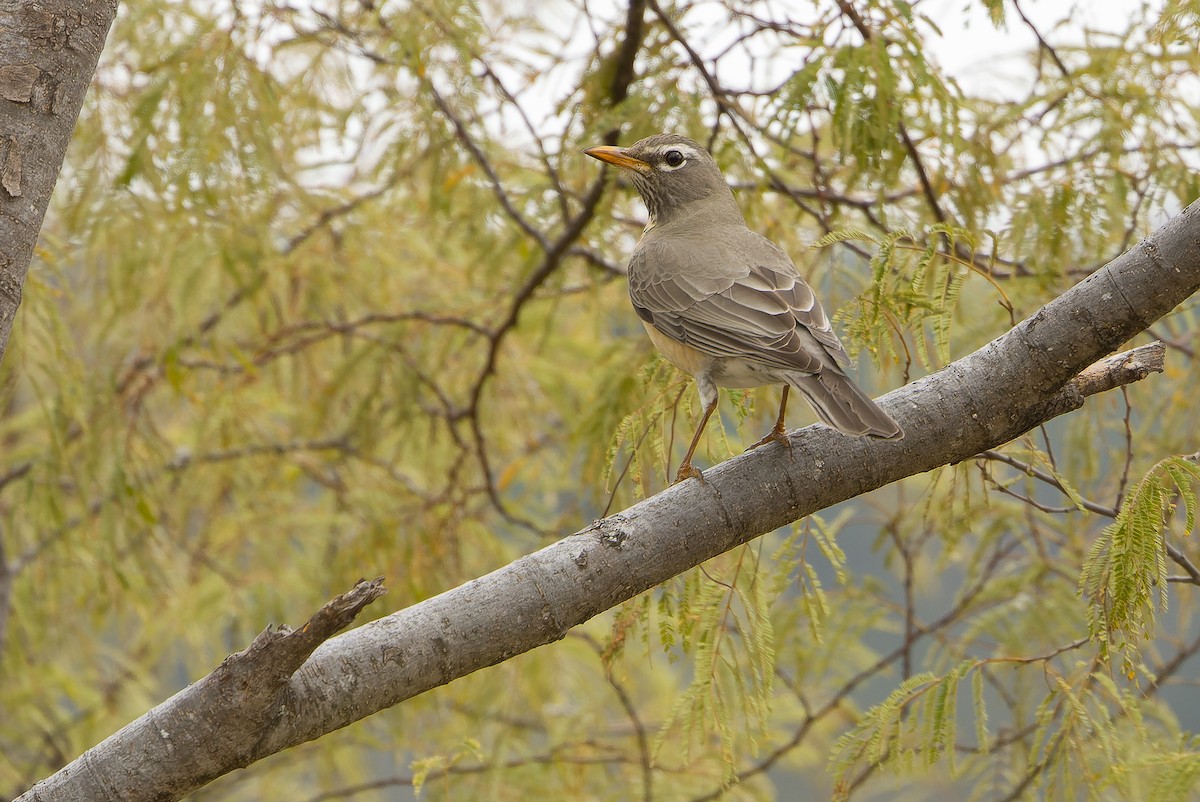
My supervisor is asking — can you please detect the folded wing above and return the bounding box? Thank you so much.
[629,232,850,376]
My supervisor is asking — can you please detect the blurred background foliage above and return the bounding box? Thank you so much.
[3,0,1200,799]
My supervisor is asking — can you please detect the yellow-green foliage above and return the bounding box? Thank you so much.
[3,1,1200,801]
[1081,456,1200,656]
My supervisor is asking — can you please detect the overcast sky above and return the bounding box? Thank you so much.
[922,0,1151,95]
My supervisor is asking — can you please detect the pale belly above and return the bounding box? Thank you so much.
[641,322,777,389]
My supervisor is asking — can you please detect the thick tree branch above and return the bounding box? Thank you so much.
[20,200,1200,801]
[18,580,386,802]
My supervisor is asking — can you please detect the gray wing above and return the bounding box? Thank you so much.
[629,229,850,375]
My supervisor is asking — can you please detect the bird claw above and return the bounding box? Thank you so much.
[747,423,791,453]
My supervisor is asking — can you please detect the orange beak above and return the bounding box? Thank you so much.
[583,145,652,174]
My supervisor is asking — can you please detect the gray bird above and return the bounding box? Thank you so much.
[585,133,902,482]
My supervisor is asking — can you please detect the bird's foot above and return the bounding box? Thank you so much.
[673,462,704,484]
[747,423,791,453]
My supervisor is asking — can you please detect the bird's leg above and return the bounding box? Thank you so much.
[675,397,718,483]
[749,385,791,451]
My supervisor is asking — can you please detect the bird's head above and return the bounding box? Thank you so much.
[584,134,739,228]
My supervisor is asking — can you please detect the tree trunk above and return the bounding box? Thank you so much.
[0,0,118,364]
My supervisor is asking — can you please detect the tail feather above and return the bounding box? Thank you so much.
[785,370,903,440]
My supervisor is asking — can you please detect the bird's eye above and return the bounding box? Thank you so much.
[663,150,685,167]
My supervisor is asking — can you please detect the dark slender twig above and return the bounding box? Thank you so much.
[1115,386,1135,509]
[424,80,551,250]
[1165,542,1200,586]
[574,632,653,802]
[1012,0,1071,77]
[978,449,1118,517]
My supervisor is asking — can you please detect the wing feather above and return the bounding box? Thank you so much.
[629,229,850,374]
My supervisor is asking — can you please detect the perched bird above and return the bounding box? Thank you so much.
[584,134,902,482]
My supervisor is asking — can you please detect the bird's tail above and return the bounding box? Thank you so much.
[785,370,903,440]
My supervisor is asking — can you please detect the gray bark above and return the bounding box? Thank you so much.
[0,0,118,363]
[18,199,1200,801]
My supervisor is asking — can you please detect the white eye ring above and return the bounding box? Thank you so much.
[656,145,696,171]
